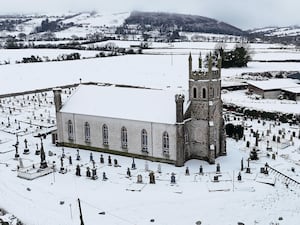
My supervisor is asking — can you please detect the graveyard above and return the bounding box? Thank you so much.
[0,88,300,225]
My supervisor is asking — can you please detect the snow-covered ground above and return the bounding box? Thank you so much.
[0,41,299,224]
[0,90,300,225]
[0,49,100,65]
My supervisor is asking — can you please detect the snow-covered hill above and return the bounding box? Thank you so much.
[250,26,300,37]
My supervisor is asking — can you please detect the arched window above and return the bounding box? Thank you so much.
[103,124,108,145]
[141,129,148,152]
[121,126,128,149]
[84,122,90,143]
[68,120,74,140]
[202,88,207,99]
[162,131,169,153]
[193,87,197,98]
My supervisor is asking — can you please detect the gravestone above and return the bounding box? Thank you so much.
[185,166,190,176]
[92,161,98,180]
[13,143,19,159]
[171,173,176,184]
[114,159,119,167]
[100,154,104,164]
[137,174,143,183]
[237,172,242,181]
[131,158,136,170]
[127,168,131,177]
[149,171,155,184]
[216,163,220,173]
[61,148,65,158]
[213,175,219,182]
[199,165,203,174]
[102,172,108,181]
[157,164,161,173]
[86,167,91,177]
[23,139,29,154]
[241,158,244,171]
[69,156,72,165]
[75,165,81,176]
[76,149,80,161]
[145,161,149,171]
[90,152,93,162]
[108,156,112,166]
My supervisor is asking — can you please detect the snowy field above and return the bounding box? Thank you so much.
[0,41,300,224]
[0,49,100,65]
[0,90,300,225]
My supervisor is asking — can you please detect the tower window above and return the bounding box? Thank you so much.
[68,120,74,140]
[84,122,90,143]
[193,87,197,98]
[103,124,108,146]
[121,126,128,149]
[141,129,148,152]
[202,88,207,99]
[162,131,169,154]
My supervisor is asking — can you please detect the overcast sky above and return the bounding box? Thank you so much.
[1,0,299,29]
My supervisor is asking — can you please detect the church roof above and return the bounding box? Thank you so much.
[60,84,184,124]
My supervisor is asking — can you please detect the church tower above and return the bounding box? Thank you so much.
[184,53,226,164]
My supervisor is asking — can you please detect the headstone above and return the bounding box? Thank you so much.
[246,167,251,173]
[100,154,104,164]
[149,171,155,184]
[61,148,65,158]
[59,157,66,173]
[171,173,176,184]
[86,167,91,177]
[40,141,48,169]
[199,165,203,174]
[90,152,93,162]
[69,156,72,165]
[108,156,112,166]
[145,161,149,171]
[157,164,161,173]
[76,165,81,176]
[260,167,265,173]
[127,168,131,177]
[213,175,219,182]
[19,158,24,168]
[237,172,242,181]
[241,158,244,171]
[114,159,119,167]
[76,149,80,161]
[48,150,53,156]
[185,166,190,176]
[137,174,143,183]
[92,162,98,180]
[102,172,108,181]
[23,139,29,154]
[272,153,276,160]
[216,163,220,173]
[131,158,136,170]
[13,143,19,159]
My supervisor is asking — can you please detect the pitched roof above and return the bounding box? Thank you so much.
[247,79,299,91]
[60,84,184,124]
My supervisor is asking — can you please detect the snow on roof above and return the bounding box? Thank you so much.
[247,79,299,90]
[60,85,183,124]
[282,86,300,94]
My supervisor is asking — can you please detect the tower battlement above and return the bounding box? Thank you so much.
[190,69,220,81]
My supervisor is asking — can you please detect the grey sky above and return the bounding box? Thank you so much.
[1,0,299,29]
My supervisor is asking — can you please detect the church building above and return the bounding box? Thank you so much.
[54,54,226,166]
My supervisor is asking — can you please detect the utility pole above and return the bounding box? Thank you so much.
[78,198,84,225]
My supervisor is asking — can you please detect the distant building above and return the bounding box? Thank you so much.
[247,79,300,100]
[54,55,226,166]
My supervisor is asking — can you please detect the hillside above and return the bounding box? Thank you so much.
[248,26,300,45]
[121,11,246,36]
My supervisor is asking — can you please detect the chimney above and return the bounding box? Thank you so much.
[53,88,62,112]
[175,94,185,123]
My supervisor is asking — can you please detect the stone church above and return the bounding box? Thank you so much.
[54,54,226,166]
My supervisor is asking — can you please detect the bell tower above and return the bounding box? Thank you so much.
[185,53,226,164]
